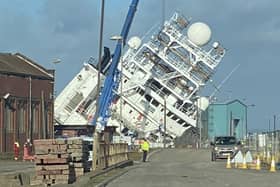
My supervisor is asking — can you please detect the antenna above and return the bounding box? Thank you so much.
[209,64,241,101]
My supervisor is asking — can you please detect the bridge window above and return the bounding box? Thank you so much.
[171,115,178,120]
[151,99,159,107]
[139,89,145,96]
[178,119,185,124]
[145,94,152,102]
[167,111,173,117]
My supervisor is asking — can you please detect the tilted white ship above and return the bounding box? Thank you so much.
[54,12,225,145]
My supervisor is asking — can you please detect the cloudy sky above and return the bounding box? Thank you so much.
[1,0,279,131]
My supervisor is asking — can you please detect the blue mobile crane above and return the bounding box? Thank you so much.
[92,0,139,130]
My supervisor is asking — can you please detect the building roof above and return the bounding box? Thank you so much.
[226,99,247,108]
[0,53,54,80]
[210,99,247,108]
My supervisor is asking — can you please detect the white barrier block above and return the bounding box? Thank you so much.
[231,150,243,163]
[245,151,253,163]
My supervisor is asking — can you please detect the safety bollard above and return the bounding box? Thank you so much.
[256,155,261,171]
[241,156,247,169]
[226,155,231,169]
[270,156,276,172]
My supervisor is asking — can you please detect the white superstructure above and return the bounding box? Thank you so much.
[54,12,225,144]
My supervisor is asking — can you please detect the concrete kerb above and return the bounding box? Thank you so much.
[95,166,135,187]
[96,149,163,187]
[89,160,133,180]
[147,148,163,162]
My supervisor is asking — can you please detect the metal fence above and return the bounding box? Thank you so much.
[247,130,280,162]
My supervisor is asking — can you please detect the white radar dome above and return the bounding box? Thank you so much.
[197,97,209,111]
[187,22,211,46]
[128,36,142,50]
[212,41,219,49]
[189,86,194,91]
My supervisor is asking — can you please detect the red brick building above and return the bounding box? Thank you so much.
[0,53,54,153]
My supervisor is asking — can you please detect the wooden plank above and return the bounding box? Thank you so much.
[62,170,70,175]
[33,174,69,180]
[73,167,84,173]
[69,157,87,162]
[49,174,70,180]
[69,162,84,167]
[34,139,68,146]
[34,139,56,145]
[35,154,69,159]
[67,148,88,154]
[67,139,84,145]
[35,164,69,171]
[70,171,84,176]
[68,144,87,149]
[30,179,43,186]
[35,144,68,155]
[54,139,68,145]
[70,152,86,157]
[42,178,69,185]
[35,158,68,164]
[36,170,64,175]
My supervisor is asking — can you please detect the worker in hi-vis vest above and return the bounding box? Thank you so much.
[141,138,150,162]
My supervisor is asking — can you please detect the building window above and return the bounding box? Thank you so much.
[178,119,185,124]
[139,89,145,96]
[18,103,25,133]
[171,115,178,121]
[32,103,39,134]
[5,103,11,131]
[151,99,159,107]
[65,92,84,113]
[144,94,152,102]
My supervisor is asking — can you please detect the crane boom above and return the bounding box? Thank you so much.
[92,0,139,130]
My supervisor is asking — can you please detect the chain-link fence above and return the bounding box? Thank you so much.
[247,130,280,163]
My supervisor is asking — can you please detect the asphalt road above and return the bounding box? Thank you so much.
[107,149,280,187]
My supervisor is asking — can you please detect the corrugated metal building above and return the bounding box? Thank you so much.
[205,99,247,141]
[0,53,54,153]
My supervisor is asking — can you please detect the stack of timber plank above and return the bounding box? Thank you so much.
[67,138,90,177]
[30,138,89,186]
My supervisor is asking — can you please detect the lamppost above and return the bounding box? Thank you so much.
[110,35,124,133]
[50,59,61,98]
[93,0,105,171]
[194,96,201,148]
[163,96,167,148]
[273,115,276,156]
[244,102,255,148]
[49,59,61,139]
[272,114,280,157]
[245,103,255,138]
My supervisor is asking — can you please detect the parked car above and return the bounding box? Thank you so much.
[210,136,241,161]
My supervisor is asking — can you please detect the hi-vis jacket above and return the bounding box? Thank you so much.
[141,141,150,151]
